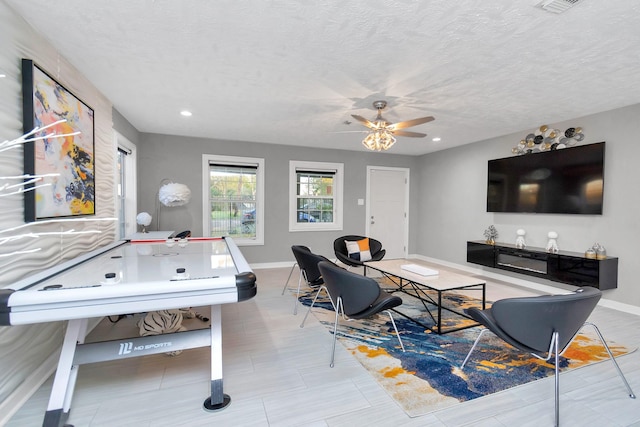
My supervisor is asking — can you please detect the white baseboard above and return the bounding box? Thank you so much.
[408,253,640,316]
[249,261,294,270]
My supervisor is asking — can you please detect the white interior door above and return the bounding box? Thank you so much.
[366,167,409,259]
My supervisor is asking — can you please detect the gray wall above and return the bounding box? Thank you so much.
[2,0,637,419]
[136,133,420,263]
[134,104,640,308]
[415,103,640,307]
[113,108,140,145]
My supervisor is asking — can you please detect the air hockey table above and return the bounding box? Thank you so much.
[0,236,256,427]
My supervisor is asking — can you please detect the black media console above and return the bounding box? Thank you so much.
[466,241,617,290]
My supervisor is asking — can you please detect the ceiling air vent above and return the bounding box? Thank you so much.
[536,0,583,14]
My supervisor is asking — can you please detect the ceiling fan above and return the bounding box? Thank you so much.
[351,100,435,151]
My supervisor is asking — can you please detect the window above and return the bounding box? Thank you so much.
[202,155,264,245]
[289,161,343,232]
[115,132,137,239]
[116,148,127,239]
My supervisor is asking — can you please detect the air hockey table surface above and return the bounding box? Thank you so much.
[0,236,256,426]
[0,236,256,325]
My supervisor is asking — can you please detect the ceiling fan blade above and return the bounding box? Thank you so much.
[351,114,377,129]
[387,116,435,131]
[392,130,427,138]
[329,130,369,134]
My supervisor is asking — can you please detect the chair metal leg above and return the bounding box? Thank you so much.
[584,322,636,399]
[293,270,308,315]
[460,328,491,369]
[552,332,560,427]
[281,262,298,295]
[300,285,330,328]
[330,299,342,368]
[385,310,405,352]
[334,258,352,271]
[461,330,561,424]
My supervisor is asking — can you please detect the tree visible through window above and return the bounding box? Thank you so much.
[289,160,343,232]
[296,171,334,223]
[203,155,264,245]
[202,154,264,246]
[208,164,258,240]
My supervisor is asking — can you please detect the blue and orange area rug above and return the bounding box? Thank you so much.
[297,285,633,417]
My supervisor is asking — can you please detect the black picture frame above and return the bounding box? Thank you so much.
[22,58,95,222]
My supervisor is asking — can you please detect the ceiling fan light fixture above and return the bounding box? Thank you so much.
[362,129,396,151]
[353,100,434,151]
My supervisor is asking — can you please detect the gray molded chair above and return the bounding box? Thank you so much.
[460,287,635,427]
[310,260,405,367]
[173,230,191,239]
[333,235,385,269]
[288,246,332,315]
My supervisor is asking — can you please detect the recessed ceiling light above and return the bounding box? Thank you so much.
[432,137,441,142]
[180,110,192,117]
[0,73,6,78]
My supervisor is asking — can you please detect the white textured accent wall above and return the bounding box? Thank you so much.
[0,1,115,419]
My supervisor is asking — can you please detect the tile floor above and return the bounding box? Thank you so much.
[7,262,640,426]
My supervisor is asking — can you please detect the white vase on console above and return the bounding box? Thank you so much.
[515,229,526,249]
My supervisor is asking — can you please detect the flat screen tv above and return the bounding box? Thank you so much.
[487,142,605,214]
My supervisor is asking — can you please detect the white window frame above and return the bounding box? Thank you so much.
[289,160,343,232]
[114,131,137,240]
[202,154,265,246]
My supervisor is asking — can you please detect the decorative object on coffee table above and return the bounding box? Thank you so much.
[483,225,498,245]
[546,231,559,253]
[515,229,526,249]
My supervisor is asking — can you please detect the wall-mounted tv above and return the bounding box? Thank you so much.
[487,142,605,215]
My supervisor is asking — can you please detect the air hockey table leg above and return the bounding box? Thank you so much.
[203,304,231,411]
[43,318,88,427]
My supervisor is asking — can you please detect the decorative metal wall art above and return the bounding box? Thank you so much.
[512,124,584,155]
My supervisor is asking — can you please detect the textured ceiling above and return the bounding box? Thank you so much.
[6,0,640,155]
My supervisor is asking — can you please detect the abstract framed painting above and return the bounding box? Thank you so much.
[22,59,95,222]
